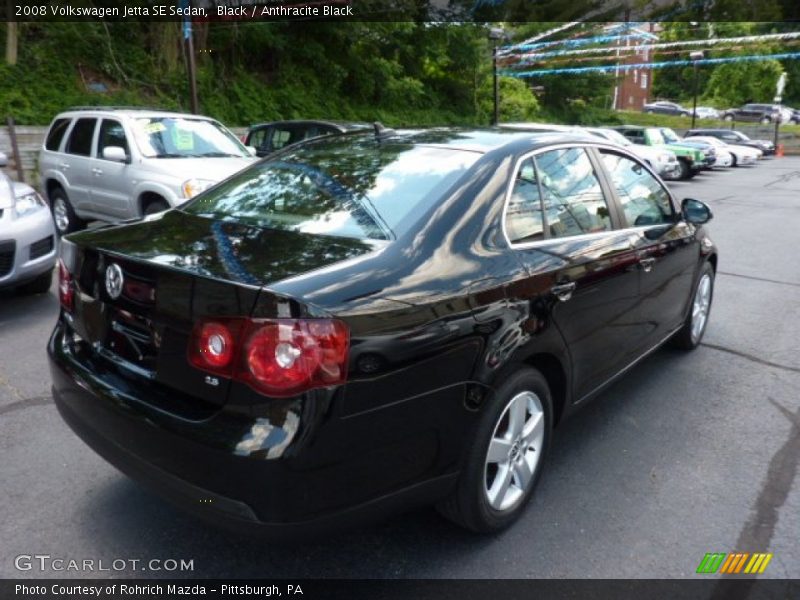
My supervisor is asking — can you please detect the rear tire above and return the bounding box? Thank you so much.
[723,115,734,122]
[760,117,771,125]
[437,367,553,533]
[671,262,715,350]
[50,187,84,236]
[19,269,53,295]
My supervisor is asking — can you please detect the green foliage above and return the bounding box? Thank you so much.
[477,77,540,123]
[703,59,785,107]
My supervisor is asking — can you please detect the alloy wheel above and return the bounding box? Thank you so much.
[53,197,70,233]
[691,273,712,343]
[484,390,545,512]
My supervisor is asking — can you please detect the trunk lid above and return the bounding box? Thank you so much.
[62,211,377,410]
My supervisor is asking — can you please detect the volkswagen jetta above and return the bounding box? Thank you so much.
[49,128,717,536]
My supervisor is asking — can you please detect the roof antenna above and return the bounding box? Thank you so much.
[373,122,395,140]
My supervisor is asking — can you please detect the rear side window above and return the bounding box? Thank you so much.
[65,118,97,156]
[505,158,544,244]
[600,151,674,227]
[535,147,612,238]
[45,118,71,151]
[247,127,268,150]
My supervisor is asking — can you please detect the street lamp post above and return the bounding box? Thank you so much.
[489,27,506,126]
[690,50,703,129]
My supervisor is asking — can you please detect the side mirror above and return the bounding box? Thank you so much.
[246,146,258,157]
[0,151,7,168]
[682,198,713,224]
[102,146,129,163]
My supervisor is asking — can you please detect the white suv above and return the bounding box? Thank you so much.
[39,107,256,235]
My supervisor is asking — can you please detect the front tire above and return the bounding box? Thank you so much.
[672,262,714,350]
[760,117,771,125]
[677,158,695,180]
[50,188,84,236]
[730,154,738,167]
[143,199,169,215]
[723,114,734,122]
[437,367,553,533]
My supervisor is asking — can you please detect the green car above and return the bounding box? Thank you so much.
[613,126,707,180]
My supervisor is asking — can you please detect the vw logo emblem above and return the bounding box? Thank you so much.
[105,263,124,300]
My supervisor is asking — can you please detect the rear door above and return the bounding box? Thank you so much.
[505,146,642,401]
[88,118,135,219]
[597,148,698,348]
[61,117,98,212]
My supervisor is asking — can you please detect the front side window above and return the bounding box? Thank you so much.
[247,127,268,150]
[65,118,97,156]
[600,151,675,227]
[97,119,129,158]
[183,137,480,241]
[505,158,544,244]
[534,147,612,239]
[132,117,248,158]
[645,129,665,145]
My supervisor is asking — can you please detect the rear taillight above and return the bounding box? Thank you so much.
[188,318,349,397]
[58,259,74,312]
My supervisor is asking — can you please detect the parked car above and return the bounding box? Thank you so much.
[243,120,370,157]
[580,127,682,180]
[684,129,775,155]
[49,128,717,537]
[642,101,691,117]
[658,128,717,170]
[693,106,720,120]
[682,135,761,167]
[0,152,57,293]
[613,126,707,179]
[39,107,257,236]
[782,106,800,125]
[721,104,782,124]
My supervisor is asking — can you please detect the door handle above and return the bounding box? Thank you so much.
[91,168,103,175]
[551,282,576,302]
[59,163,70,170]
[639,257,656,272]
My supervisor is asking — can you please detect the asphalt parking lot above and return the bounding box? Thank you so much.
[1,158,798,580]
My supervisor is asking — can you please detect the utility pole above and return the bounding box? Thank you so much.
[182,0,198,114]
[5,1,18,65]
[489,27,506,126]
[689,51,703,129]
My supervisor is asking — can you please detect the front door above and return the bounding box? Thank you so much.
[89,119,135,219]
[505,147,642,402]
[597,149,698,347]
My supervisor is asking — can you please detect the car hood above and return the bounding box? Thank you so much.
[65,209,381,287]
[140,156,256,183]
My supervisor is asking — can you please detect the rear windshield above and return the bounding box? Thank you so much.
[182,136,480,241]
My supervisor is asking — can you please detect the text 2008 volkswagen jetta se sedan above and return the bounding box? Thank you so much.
[49,128,717,536]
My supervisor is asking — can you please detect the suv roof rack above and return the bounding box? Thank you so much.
[64,105,181,112]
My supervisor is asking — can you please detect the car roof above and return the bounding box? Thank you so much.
[304,127,602,155]
[248,120,371,132]
[56,107,218,121]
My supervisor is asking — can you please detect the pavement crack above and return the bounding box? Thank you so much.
[700,343,800,375]
[718,271,800,289]
[764,170,800,188]
[710,399,800,599]
[0,396,53,416]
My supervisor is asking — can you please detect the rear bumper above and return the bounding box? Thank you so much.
[48,321,457,539]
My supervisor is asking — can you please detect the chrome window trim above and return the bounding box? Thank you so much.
[500,141,676,251]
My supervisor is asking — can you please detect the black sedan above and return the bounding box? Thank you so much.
[243,119,370,157]
[642,101,691,117]
[49,128,717,537]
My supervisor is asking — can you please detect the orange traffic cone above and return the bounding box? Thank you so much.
[776,143,784,157]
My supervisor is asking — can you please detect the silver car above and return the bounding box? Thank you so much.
[39,107,256,235]
[0,152,57,293]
